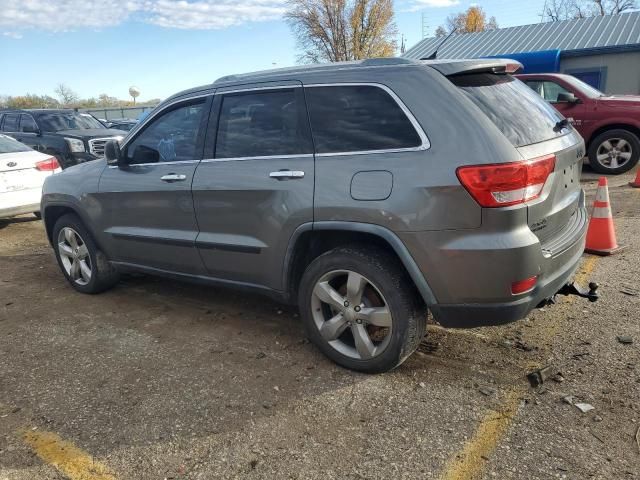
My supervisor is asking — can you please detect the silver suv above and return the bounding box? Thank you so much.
[41,58,588,373]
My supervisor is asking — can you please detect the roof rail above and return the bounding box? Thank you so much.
[360,57,415,66]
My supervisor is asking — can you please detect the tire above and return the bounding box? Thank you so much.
[298,245,427,373]
[588,129,640,175]
[52,213,119,294]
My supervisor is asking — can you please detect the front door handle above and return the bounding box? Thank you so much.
[269,170,305,180]
[161,173,187,182]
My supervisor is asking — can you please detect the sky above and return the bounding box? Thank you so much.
[0,0,550,102]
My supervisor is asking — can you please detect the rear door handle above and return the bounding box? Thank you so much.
[161,174,187,182]
[269,170,305,180]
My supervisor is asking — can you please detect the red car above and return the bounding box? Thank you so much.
[517,73,640,174]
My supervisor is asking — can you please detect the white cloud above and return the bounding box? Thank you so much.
[403,0,460,12]
[2,31,23,39]
[0,0,288,34]
[147,0,287,29]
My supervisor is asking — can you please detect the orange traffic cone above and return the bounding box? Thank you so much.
[585,177,626,255]
[630,168,640,188]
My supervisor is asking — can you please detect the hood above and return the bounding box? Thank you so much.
[55,128,127,139]
[597,95,640,107]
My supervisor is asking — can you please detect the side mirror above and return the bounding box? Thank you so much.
[556,92,581,104]
[22,125,40,134]
[105,140,126,168]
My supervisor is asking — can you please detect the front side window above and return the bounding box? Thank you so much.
[215,89,311,159]
[20,114,38,132]
[541,81,571,103]
[126,101,204,164]
[305,85,422,154]
[2,114,20,132]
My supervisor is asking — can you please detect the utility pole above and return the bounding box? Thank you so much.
[422,12,429,39]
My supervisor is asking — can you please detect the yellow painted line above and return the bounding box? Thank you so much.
[22,429,116,480]
[439,388,522,480]
[438,254,601,480]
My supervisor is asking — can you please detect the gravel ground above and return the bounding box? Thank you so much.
[0,167,638,479]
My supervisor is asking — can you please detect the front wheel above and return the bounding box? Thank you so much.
[52,213,119,294]
[588,129,640,174]
[298,246,427,373]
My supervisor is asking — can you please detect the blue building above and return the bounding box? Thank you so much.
[403,12,640,94]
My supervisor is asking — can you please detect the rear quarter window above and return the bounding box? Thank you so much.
[450,73,566,147]
[305,85,423,154]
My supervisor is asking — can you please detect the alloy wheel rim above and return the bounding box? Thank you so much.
[311,270,392,360]
[57,227,92,286]
[596,138,632,169]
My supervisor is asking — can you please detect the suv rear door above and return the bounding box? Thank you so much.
[96,95,212,274]
[192,82,314,291]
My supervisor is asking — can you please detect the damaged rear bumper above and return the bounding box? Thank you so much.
[431,244,592,328]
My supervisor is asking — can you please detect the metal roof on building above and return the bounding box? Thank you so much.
[403,11,640,60]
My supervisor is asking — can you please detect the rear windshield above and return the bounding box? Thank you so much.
[450,73,566,147]
[0,134,32,154]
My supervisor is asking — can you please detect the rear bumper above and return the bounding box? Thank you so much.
[399,193,589,328]
[0,188,42,219]
[429,240,585,327]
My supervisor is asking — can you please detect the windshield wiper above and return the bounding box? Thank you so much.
[554,118,570,132]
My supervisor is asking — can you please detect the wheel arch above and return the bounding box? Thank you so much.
[283,222,437,307]
[43,203,94,246]
[587,123,640,150]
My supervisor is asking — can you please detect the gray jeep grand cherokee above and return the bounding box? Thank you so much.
[41,58,589,373]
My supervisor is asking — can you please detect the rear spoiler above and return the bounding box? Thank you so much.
[423,59,523,76]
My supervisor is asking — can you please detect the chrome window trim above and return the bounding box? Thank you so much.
[217,84,302,95]
[108,159,200,169]
[304,82,430,157]
[201,153,314,163]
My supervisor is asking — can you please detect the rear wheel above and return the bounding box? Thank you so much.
[588,129,640,174]
[298,246,427,373]
[52,214,119,294]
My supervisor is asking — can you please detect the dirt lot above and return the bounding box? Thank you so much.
[1,168,639,480]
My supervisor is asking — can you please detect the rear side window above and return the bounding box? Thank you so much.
[215,89,312,159]
[20,114,38,132]
[450,74,565,147]
[2,114,20,132]
[305,85,422,154]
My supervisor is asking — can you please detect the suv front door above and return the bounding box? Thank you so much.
[96,95,212,275]
[192,83,314,291]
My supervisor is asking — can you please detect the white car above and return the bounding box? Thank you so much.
[0,134,61,219]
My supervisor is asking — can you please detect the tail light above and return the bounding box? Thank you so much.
[511,276,538,295]
[456,154,556,208]
[35,157,60,171]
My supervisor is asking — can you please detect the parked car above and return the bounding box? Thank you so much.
[41,58,589,372]
[104,119,137,131]
[0,134,61,219]
[0,109,127,169]
[516,73,640,174]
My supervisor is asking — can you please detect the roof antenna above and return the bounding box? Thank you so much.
[421,28,457,60]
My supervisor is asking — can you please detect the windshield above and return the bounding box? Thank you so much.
[0,134,32,153]
[450,73,567,147]
[561,76,604,98]
[37,112,105,132]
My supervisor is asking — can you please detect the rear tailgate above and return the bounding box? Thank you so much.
[445,65,584,251]
[518,136,585,255]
